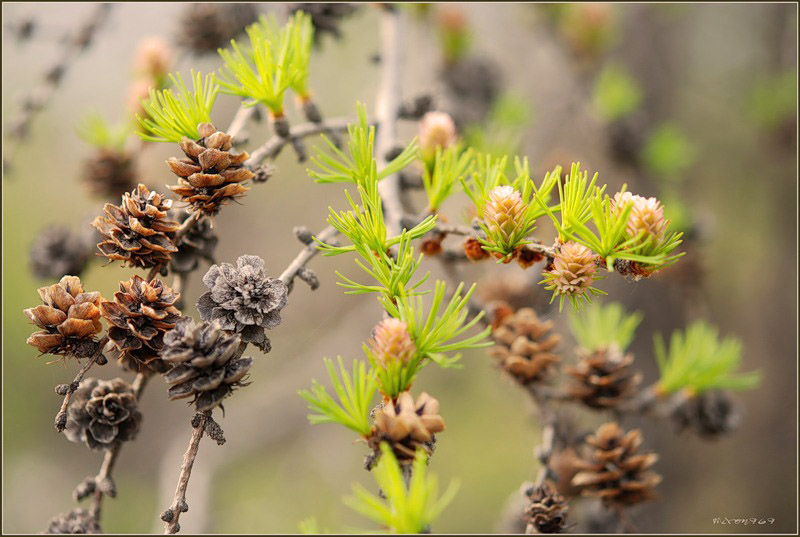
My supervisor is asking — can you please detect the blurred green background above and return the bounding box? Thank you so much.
[2,3,797,534]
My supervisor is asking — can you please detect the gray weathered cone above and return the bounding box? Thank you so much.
[64,377,142,451]
[197,255,288,353]
[162,317,252,412]
[30,226,91,281]
[46,508,101,534]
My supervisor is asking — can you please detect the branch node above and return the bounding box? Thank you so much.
[73,477,97,501]
[293,226,314,245]
[204,416,226,446]
[55,411,68,432]
[296,267,320,290]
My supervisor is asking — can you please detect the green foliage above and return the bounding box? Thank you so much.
[423,146,474,211]
[642,123,697,179]
[298,357,377,437]
[317,167,437,258]
[437,10,471,62]
[462,156,558,261]
[288,10,314,97]
[654,321,761,395]
[77,113,131,151]
[568,301,643,352]
[216,14,299,113]
[746,69,797,129]
[367,281,490,399]
[344,443,459,534]
[309,103,418,185]
[535,162,604,243]
[532,163,684,271]
[136,71,219,142]
[298,517,328,534]
[383,281,493,369]
[463,94,532,167]
[592,63,643,121]
[660,192,694,235]
[336,231,431,303]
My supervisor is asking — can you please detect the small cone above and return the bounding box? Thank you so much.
[490,308,560,384]
[571,422,661,507]
[566,346,641,409]
[524,481,569,534]
[24,275,103,359]
[167,123,254,217]
[368,391,445,467]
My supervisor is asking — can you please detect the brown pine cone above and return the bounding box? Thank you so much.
[64,377,142,451]
[83,148,137,199]
[524,481,569,534]
[167,123,253,217]
[162,318,252,412]
[368,392,445,467]
[566,346,642,409]
[100,275,181,373]
[92,184,180,269]
[24,276,103,359]
[571,422,661,507]
[490,308,561,384]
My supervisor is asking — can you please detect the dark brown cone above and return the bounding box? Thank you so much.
[176,3,258,55]
[24,275,103,358]
[524,481,569,533]
[571,422,662,507]
[83,148,137,199]
[288,3,358,46]
[162,318,252,412]
[367,392,445,467]
[672,390,740,439]
[517,245,545,269]
[490,308,560,384]
[64,377,142,451]
[420,232,446,256]
[565,346,642,409]
[100,275,181,373]
[167,123,253,217]
[92,184,179,269]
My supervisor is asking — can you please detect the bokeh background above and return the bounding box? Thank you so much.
[2,3,797,534]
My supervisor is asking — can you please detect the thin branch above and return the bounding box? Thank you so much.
[88,372,150,523]
[3,4,112,173]
[374,7,405,238]
[279,225,338,288]
[161,411,212,534]
[244,117,353,167]
[146,264,164,283]
[226,103,256,140]
[173,211,201,242]
[54,335,109,432]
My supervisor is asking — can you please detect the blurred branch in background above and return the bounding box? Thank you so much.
[3,4,113,174]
